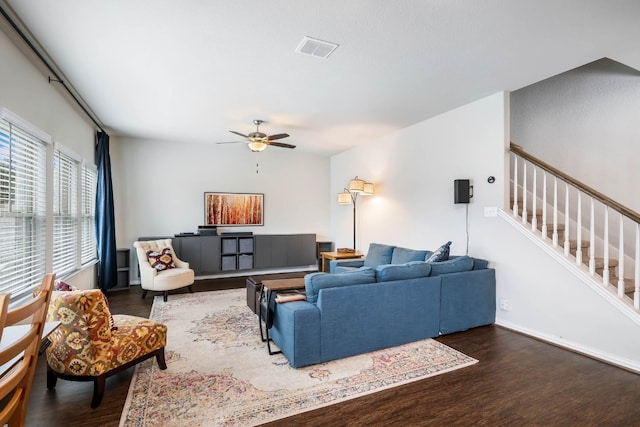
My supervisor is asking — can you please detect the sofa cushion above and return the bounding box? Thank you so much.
[472,258,489,270]
[305,268,376,304]
[375,261,432,282]
[429,255,474,276]
[390,247,429,264]
[425,241,451,263]
[363,243,395,267]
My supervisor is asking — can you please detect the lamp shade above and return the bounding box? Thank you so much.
[348,177,365,193]
[362,182,374,195]
[248,141,267,152]
[337,192,352,204]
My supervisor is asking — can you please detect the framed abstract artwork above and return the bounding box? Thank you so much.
[204,192,264,226]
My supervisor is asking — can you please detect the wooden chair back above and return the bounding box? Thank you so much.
[0,273,55,426]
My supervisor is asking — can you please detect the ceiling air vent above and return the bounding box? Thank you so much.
[295,36,339,59]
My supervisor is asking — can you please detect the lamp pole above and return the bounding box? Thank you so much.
[351,192,357,251]
[338,177,373,251]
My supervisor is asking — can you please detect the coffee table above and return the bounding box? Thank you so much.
[258,277,306,355]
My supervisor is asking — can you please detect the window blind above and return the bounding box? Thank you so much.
[0,118,47,302]
[52,148,79,276]
[81,162,97,265]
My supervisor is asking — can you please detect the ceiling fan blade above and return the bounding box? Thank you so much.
[216,140,246,144]
[229,130,249,138]
[267,141,296,149]
[267,133,290,140]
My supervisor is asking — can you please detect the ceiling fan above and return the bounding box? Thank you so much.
[217,119,296,151]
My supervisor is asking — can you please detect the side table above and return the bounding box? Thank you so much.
[259,278,306,355]
[319,251,364,272]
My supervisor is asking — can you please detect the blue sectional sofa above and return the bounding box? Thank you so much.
[269,243,496,368]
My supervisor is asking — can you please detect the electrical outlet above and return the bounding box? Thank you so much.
[499,299,511,311]
[484,206,498,217]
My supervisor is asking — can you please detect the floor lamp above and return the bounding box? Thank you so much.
[338,176,374,251]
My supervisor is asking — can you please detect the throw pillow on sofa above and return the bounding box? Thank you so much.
[375,261,432,282]
[429,255,475,276]
[425,241,451,263]
[390,247,430,264]
[305,268,376,304]
[363,243,395,268]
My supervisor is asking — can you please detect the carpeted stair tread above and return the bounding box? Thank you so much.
[606,276,636,293]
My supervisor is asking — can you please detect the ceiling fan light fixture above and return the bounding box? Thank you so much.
[248,141,267,152]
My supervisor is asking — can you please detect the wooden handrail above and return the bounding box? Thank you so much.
[510,142,640,224]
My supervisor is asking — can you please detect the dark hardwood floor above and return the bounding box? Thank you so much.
[26,277,640,426]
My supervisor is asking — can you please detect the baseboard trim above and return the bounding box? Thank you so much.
[495,320,640,374]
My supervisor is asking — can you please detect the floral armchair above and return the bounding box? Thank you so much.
[45,289,167,408]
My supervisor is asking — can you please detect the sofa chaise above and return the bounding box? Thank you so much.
[268,243,496,368]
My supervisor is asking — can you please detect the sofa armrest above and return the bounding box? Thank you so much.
[439,268,496,334]
[269,301,321,368]
[329,258,365,273]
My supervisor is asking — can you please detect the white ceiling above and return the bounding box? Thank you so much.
[5,0,640,156]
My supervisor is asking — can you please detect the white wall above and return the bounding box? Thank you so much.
[330,91,640,371]
[0,27,94,160]
[491,215,640,370]
[330,92,508,256]
[0,24,97,289]
[511,58,640,212]
[110,137,331,253]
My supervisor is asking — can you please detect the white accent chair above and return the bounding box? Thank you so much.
[133,239,195,301]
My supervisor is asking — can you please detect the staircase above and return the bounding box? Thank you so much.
[510,143,639,313]
[514,200,635,298]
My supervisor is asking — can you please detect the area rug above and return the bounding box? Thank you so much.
[119,289,477,427]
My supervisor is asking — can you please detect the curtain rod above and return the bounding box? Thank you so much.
[0,4,106,133]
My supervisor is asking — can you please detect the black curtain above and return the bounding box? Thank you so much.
[95,131,117,290]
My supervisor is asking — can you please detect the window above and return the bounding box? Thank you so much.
[81,162,97,264]
[0,114,48,303]
[0,109,97,303]
[52,146,79,276]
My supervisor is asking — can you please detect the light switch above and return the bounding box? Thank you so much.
[484,207,498,217]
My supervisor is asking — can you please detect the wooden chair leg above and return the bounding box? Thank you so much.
[163,291,168,302]
[141,290,148,299]
[156,347,167,370]
[91,375,106,408]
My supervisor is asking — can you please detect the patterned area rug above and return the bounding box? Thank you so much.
[119,289,477,426]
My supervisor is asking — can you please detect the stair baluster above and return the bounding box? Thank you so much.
[589,198,596,275]
[618,214,625,297]
[542,172,548,240]
[576,193,582,265]
[564,183,570,256]
[635,224,640,309]
[552,177,558,247]
[603,206,610,286]
[531,168,538,232]
[512,155,519,218]
[522,162,528,224]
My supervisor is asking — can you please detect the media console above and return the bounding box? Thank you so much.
[168,233,317,277]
